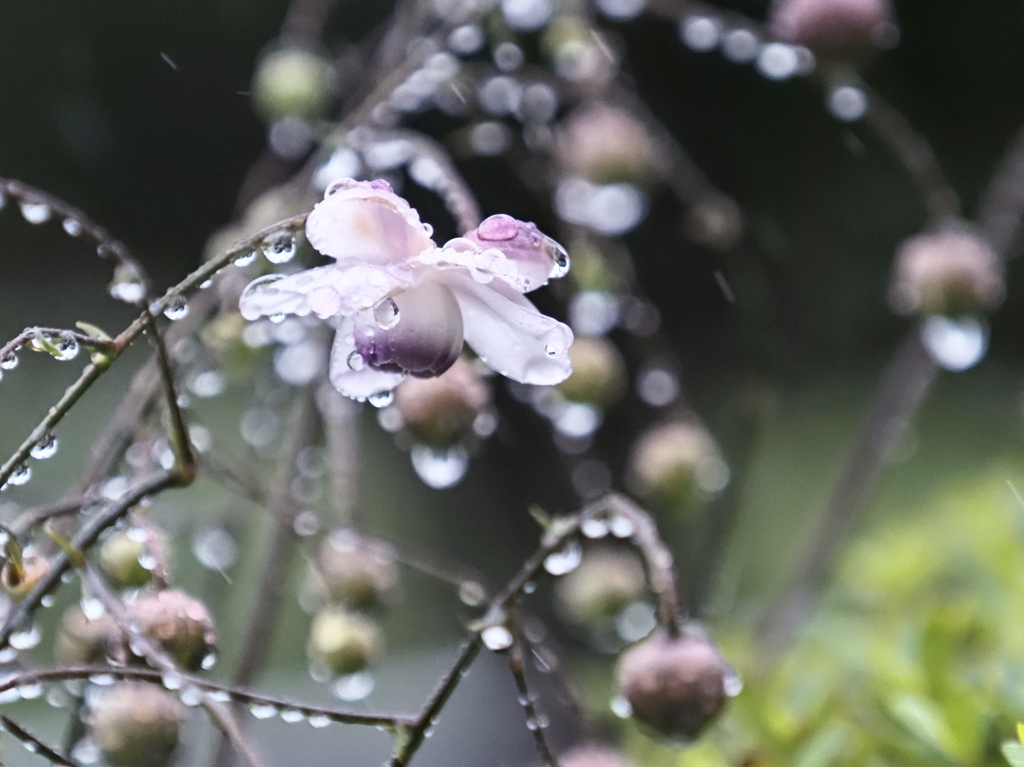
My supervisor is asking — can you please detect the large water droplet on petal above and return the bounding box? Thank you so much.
[920,315,988,371]
[347,350,366,371]
[373,297,400,329]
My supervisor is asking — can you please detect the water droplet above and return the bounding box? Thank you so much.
[30,432,58,460]
[333,671,375,702]
[616,601,657,643]
[24,741,38,753]
[368,390,394,408]
[262,233,297,264]
[373,297,400,329]
[108,265,146,304]
[8,465,31,487]
[680,15,722,51]
[308,714,331,728]
[0,352,18,370]
[88,674,116,687]
[581,518,610,538]
[0,647,16,663]
[17,682,43,700]
[522,581,537,594]
[481,625,514,651]
[161,672,183,691]
[41,595,54,607]
[71,738,101,765]
[201,652,217,670]
[179,686,203,707]
[347,350,366,371]
[549,243,570,279]
[54,334,79,361]
[920,315,988,371]
[163,296,189,321]
[249,703,278,719]
[610,695,632,718]
[81,598,105,621]
[828,85,868,122]
[410,444,469,489]
[609,515,636,538]
[280,708,306,724]
[724,669,744,697]
[458,581,487,607]
[20,201,51,225]
[543,540,582,575]
[234,250,257,267]
[207,690,231,703]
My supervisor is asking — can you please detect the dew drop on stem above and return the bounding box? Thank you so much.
[262,232,297,264]
[20,200,51,225]
[30,432,58,460]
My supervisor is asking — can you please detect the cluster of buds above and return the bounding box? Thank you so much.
[305,529,399,684]
[109,589,217,671]
[768,0,899,60]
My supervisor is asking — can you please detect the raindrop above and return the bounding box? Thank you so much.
[500,0,552,31]
[239,275,285,318]
[179,687,203,707]
[234,250,257,267]
[55,334,79,361]
[207,690,231,703]
[458,581,487,607]
[17,683,43,700]
[163,296,189,321]
[581,518,610,539]
[0,352,18,370]
[0,648,15,663]
[88,674,116,687]
[680,16,722,52]
[543,540,582,575]
[609,515,636,538]
[553,403,602,439]
[595,0,645,21]
[262,233,297,264]
[610,695,632,718]
[161,672,183,691]
[71,739,101,765]
[920,315,988,371]
[410,444,469,489]
[828,85,868,122]
[549,244,570,279]
[756,43,799,80]
[722,29,759,63]
[30,432,58,460]
[308,714,331,728]
[616,601,656,642]
[347,350,366,372]
[81,598,105,621]
[62,218,83,236]
[193,528,239,572]
[108,265,146,304]
[724,669,744,697]
[41,595,54,607]
[333,671,375,702]
[367,390,394,409]
[480,625,514,651]
[8,465,31,487]
[280,709,306,724]
[201,652,217,670]
[20,200,51,225]
[373,297,400,329]
[249,703,279,719]
[24,742,38,753]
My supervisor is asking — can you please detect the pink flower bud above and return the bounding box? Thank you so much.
[769,0,898,59]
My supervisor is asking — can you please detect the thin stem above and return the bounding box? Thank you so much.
[143,309,196,483]
[508,635,559,767]
[0,328,116,361]
[0,713,83,767]
[976,119,1024,254]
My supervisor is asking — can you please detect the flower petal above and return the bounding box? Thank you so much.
[440,271,573,385]
[460,215,569,292]
[329,321,406,398]
[306,179,434,263]
[239,263,419,321]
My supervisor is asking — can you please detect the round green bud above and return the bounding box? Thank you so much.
[307,608,381,676]
[99,530,159,590]
[557,337,627,407]
[55,605,119,665]
[627,422,728,510]
[394,358,490,448]
[89,683,184,767]
[555,546,646,626]
[316,531,399,611]
[252,46,333,122]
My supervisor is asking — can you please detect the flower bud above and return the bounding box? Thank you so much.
[252,46,333,122]
[88,683,185,767]
[316,531,399,610]
[685,197,744,252]
[307,608,381,676]
[557,337,626,407]
[555,546,646,626]
[56,606,120,665]
[768,0,898,59]
[615,630,732,741]
[99,529,163,591]
[890,228,1004,317]
[559,745,636,767]
[627,422,728,509]
[111,590,215,671]
[557,103,659,185]
[1,553,50,601]
[393,358,491,448]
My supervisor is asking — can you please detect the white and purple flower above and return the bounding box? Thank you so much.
[239,179,574,399]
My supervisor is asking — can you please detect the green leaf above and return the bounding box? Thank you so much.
[75,321,111,341]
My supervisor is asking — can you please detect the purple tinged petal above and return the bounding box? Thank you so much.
[307,178,434,263]
[329,321,406,399]
[462,217,568,292]
[440,272,573,385]
[353,281,464,378]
